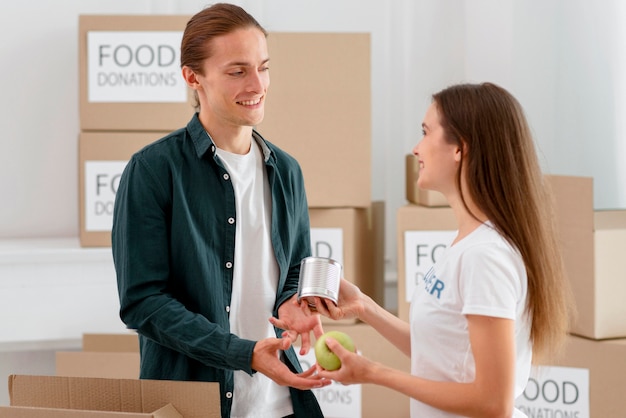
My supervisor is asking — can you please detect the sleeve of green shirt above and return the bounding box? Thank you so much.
[112,154,256,375]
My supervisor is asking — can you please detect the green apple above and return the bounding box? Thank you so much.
[314,330,356,371]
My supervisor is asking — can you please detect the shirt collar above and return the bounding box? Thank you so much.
[187,113,272,163]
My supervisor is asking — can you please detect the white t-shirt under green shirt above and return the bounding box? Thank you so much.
[216,139,293,418]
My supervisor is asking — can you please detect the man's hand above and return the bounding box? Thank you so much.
[269,294,324,355]
[251,336,331,390]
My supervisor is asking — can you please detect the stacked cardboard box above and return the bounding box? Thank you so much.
[78,15,193,247]
[546,176,626,416]
[56,333,140,378]
[549,175,626,339]
[513,175,625,417]
[3,374,219,417]
[309,203,385,317]
[11,332,216,415]
[258,31,385,313]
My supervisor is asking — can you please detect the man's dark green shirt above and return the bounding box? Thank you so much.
[112,113,322,418]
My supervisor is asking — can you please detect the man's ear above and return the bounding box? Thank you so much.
[182,66,200,90]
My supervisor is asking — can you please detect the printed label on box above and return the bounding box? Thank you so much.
[85,161,127,231]
[310,228,344,264]
[404,230,456,302]
[87,31,186,103]
[515,366,589,418]
[297,349,362,418]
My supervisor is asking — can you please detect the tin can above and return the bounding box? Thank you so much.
[297,256,342,306]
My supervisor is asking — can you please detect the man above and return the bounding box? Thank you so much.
[112,4,327,417]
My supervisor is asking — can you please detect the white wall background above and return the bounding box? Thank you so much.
[1,0,625,293]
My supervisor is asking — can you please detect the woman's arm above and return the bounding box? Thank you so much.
[311,279,412,357]
[318,315,516,418]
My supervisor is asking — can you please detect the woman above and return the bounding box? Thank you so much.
[304,83,573,417]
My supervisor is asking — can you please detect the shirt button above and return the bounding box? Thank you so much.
[211,145,216,153]
[226,391,233,399]
[223,173,230,180]
[226,306,230,313]
[228,217,235,224]
[226,262,233,269]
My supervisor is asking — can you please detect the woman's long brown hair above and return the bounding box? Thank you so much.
[433,82,574,363]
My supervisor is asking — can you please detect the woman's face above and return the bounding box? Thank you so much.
[412,103,462,195]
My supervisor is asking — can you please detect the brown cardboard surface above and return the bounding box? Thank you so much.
[555,335,626,417]
[0,403,181,418]
[79,131,165,247]
[591,210,626,338]
[547,175,596,337]
[80,17,372,207]
[79,15,195,131]
[594,209,626,229]
[8,375,219,418]
[548,176,626,339]
[56,352,140,379]
[396,204,457,321]
[82,332,139,352]
[309,202,385,316]
[259,33,371,207]
[405,154,449,207]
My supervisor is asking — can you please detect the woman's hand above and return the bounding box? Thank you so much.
[308,278,365,321]
[314,335,376,385]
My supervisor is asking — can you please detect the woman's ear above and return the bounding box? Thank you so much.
[454,142,466,163]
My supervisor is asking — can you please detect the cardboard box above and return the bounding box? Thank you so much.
[7,375,219,418]
[396,204,457,321]
[82,332,139,352]
[309,202,385,316]
[79,131,164,247]
[79,15,195,131]
[80,15,371,207]
[0,403,181,418]
[259,33,371,207]
[547,175,626,339]
[297,322,410,418]
[56,351,140,379]
[405,154,449,207]
[57,333,140,379]
[591,210,626,337]
[552,335,626,417]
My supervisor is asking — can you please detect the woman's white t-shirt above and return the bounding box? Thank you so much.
[216,140,293,418]
[409,222,531,418]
